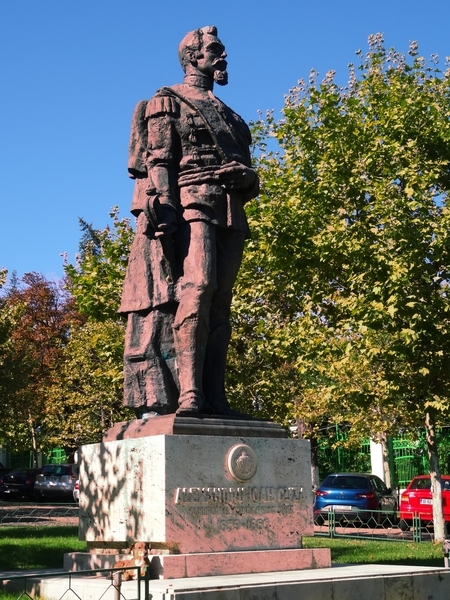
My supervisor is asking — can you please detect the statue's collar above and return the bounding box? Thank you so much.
[183,73,213,91]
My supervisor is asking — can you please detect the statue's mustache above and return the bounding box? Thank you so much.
[213,58,227,70]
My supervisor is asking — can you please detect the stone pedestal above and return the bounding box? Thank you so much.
[75,415,330,577]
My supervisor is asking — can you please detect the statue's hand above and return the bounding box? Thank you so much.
[216,161,258,191]
[154,203,178,237]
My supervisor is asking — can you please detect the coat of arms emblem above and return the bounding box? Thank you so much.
[227,444,258,482]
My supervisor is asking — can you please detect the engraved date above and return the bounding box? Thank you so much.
[218,517,270,531]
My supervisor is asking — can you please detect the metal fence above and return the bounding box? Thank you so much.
[1,565,151,600]
[3,448,68,470]
[0,504,78,526]
[315,425,450,487]
[314,508,449,543]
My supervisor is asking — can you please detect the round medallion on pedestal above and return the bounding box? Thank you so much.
[227,444,258,482]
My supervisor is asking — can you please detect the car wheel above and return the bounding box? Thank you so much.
[367,516,377,528]
[367,506,382,528]
[398,519,410,531]
[390,512,399,526]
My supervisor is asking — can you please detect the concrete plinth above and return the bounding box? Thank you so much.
[77,416,326,578]
[65,547,331,578]
[79,433,313,552]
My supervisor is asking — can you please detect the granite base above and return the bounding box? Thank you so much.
[64,547,331,579]
[79,429,314,553]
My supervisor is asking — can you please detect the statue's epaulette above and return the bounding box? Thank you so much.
[128,100,149,178]
[145,91,179,118]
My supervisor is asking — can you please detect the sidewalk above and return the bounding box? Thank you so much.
[2,563,450,600]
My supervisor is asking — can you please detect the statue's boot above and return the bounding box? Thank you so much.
[203,323,248,418]
[174,316,209,415]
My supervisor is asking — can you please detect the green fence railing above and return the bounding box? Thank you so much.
[315,425,450,487]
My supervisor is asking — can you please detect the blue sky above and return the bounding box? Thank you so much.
[1,0,450,282]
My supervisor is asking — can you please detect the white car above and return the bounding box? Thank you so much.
[34,464,79,502]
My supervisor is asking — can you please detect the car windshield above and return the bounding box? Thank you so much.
[42,465,71,476]
[321,475,369,489]
[9,469,33,477]
[410,478,450,491]
[410,478,431,490]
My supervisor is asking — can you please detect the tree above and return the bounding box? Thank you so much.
[64,207,134,321]
[56,208,135,447]
[45,320,133,449]
[0,273,83,465]
[230,35,450,541]
[0,268,12,369]
[0,269,21,402]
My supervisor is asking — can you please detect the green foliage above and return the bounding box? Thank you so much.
[0,269,18,395]
[45,320,133,448]
[229,35,450,439]
[0,273,81,457]
[0,270,23,446]
[64,207,134,321]
[50,208,135,449]
[0,210,134,455]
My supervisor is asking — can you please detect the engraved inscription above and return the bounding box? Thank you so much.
[175,486,302,505]
[218,517,270,531]
[174,484,302,530]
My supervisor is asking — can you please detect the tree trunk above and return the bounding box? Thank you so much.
[310,433,320,489]
[382,435,394,491]
[370,434,392,487]
[425,409,445,543]
[297,419,320,488]
[28,415,39,469]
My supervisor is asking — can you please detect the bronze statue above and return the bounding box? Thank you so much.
[119,26,259,418]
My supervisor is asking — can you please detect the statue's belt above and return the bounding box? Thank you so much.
[177,166,223,188]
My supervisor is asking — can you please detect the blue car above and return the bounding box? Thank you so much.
[314,472,397,525]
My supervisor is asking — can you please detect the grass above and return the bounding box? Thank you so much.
[303,536,446,567]
[0,526,86,571]
[0,527,446,572]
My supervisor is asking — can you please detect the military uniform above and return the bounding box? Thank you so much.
[120,79,259,415]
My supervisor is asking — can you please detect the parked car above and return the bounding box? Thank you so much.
[73,479,80,503]
[314,472,397,524]
[0,468,40,500]
[399,475,450,530]
[34,464,79,502]
[0,467,12,480]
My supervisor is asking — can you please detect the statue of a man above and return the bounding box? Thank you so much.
[119,26,259,418]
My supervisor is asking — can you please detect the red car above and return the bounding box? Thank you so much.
[399,475,450,530]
